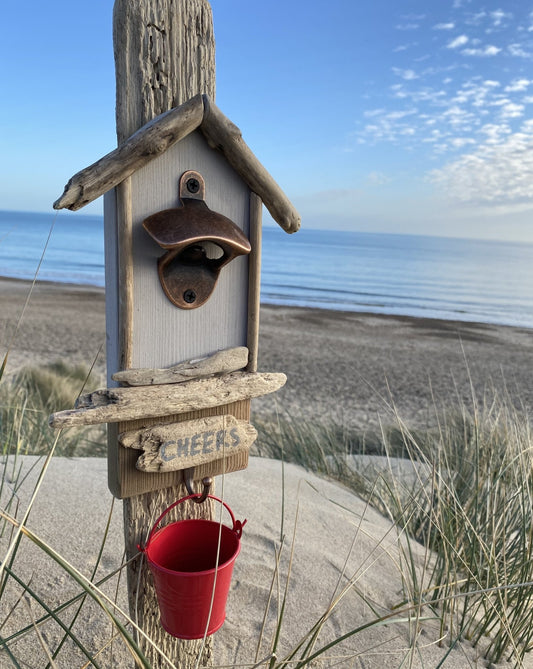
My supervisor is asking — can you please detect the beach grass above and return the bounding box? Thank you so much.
[0,361,106,458]
[255,388,533,667]
[1,296,533,667]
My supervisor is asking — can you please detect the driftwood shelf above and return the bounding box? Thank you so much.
[49,371,286,428]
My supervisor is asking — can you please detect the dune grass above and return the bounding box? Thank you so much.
[0,361,106,458]
[1,316,532,665]
[255,390,533,667]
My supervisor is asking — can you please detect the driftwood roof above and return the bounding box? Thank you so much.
[53,94,300,234]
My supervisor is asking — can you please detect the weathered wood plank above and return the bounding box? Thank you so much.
[111,400,251,499]
[119,414,257,472]
[201,96,301,234]
[49,371,286,428]
[53,95,204,211]
[116,177,134,371]
[246,193,262,372]
[112,346,249,386]
[113,2,217,665]
[113,0,216,145]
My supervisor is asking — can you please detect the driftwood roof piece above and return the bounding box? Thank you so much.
[53,95,301,233]
[200,96,300,233]
[53,94,205,211]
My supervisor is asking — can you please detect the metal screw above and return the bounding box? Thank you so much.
[183,289,197,303]
[186,178,200,194]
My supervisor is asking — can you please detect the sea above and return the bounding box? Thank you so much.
[1,209,532,329]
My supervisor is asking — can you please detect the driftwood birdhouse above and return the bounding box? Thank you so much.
[50,94,300,499]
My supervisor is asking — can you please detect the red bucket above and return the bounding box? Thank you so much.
[141,494,245,639]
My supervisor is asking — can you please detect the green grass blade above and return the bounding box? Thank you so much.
[1,566,103,669]
[46,497,116,668]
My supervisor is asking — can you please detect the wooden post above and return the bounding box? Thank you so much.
[112,1,217,665]
[50,0,298,661]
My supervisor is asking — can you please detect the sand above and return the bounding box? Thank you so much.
[1,278,533,668]
[0,456,509,669]
[2,278,532,431]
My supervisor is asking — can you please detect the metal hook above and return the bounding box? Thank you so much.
[183,467,212,504]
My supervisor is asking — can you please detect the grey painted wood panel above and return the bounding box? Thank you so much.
[130,131,250,369]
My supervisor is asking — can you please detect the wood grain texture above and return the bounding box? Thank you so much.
[247,193,262,372]
[116,177,134,371]
[53,95,204,211]
[112,346,249,386]
[112,1,216,665]
[113,0,215,144]
[110,400,250,499]
[119,414,257,472]
[49,372,286,427]
[53,93,301,234]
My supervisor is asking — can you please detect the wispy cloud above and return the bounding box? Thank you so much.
[393,42,418,53]
[354,1,533,179]
[490,9,512,27]
[499,102,524,119]
[447,34,469,48]
[392,67,419,80]
[396,23,420,31]
[365,171,391,186]
[430,121,533,204]
[462,45,501,56]
[505,79,531,92]
[508,43,532,58]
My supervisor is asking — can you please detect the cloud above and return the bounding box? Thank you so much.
[429,121,533,204]
[393,42,419,53]
[479,123,511,144]
[392,67,419,80]
[447,35,469,49]
[465,10,487,26]
[505,79,531,92]
[396,23,420,31]
[490,9,512,27]
[462,45,501,56]
[508,43,532,58]
[434,22,455,30]
[499,102,524,119]
[450,137,476,148]
[386,109,418,120]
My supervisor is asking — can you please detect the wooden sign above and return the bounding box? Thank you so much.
[119,415,257,472]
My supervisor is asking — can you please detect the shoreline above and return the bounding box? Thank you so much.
[2,278,532,430]
[2,274,531,332]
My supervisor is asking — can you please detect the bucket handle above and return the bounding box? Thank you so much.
[141,494,246,553]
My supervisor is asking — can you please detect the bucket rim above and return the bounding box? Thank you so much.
[146,536,241,577]
[142,494,245,554]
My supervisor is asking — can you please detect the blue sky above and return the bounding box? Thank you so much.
[1,0,533,241]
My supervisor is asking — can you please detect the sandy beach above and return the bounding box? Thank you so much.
[2,278,533,668]
[2,277,532,431]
